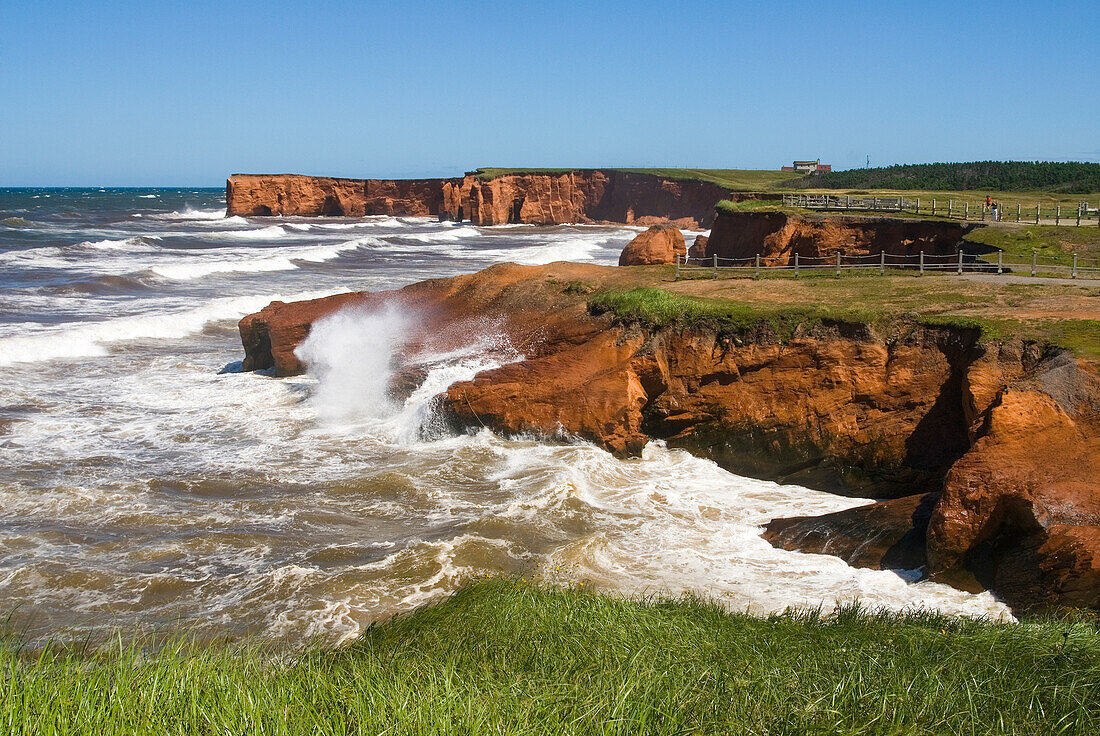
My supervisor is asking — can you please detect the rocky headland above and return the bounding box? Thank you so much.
[226,170,732,227]
[237,259,1100,614]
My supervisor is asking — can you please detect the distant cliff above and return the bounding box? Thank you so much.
[226,170,732,228]
[226,174,444,218]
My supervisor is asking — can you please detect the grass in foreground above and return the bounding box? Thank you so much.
[3,580,1098,735]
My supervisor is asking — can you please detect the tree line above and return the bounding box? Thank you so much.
[789,161,1100,193]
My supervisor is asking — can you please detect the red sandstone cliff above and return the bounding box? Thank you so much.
[235,263,1100,612]
[226,174,444,217]
[439,171,728,227]
[698,210,979,263]
[226,170,730,228]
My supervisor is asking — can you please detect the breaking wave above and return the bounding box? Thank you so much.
[0,290,348,366]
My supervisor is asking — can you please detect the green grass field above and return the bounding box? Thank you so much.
[4,580,1098,735]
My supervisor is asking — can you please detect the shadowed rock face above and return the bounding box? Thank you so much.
[226,171,730,227]
[235,262,1100,612]
[698,210,979,263]
[764,493,939,571]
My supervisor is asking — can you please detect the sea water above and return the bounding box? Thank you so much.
[0,188,1009,644]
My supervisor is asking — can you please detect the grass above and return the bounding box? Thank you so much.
[714,198,805,215]
[787,187,1096,211]
[584,276,1100,360]
[472,167,803,191]
[588,287,878,339]
[964,223,1100,261]
[3,580,1097,735]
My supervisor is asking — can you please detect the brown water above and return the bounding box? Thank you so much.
[0,189,1011,644]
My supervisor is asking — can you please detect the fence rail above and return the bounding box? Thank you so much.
[781,194,1100,226]
[675,250,1100,280]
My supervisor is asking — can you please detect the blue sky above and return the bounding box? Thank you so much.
[2,1,1097,185]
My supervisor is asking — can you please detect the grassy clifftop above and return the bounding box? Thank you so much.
[4,580,1097,734]
[472,167,803,191]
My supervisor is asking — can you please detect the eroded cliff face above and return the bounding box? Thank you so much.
[235,262,1100,612]
[440,171,728,227]
[226,171,729,227]
[226,174,445,217]
[698,210,979,263]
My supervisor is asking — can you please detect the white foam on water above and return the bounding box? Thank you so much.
[152,208,226,221]
[402,226,481,243]
[148,239,369,281]
[0,289,348,366]
[138,194,158,199]
[501,441,1014,620]
[208,225,289,240]
[80,235,161,251]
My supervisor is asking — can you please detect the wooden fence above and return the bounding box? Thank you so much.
[781,194,1100,226]
[675,250,1100,280]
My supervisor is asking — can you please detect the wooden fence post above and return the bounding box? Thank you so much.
[919,250,924,276]
[957,249,964,274]
[915,197,920,215]
[675,253,680,279]
[1017,203,1021,222]
[880,250,885,275]
[948,200,953,218]
[1056,205,1060,225]
[997,250,1003,274]
[1031,251,1037,277]
[965,202,969,220]
[932,198,937,216]
[1073,253,1078,279]
[981,204,986,221]
[713,253,718,279]
[794,252,799,278]
[1077,205,1082,227]
[836,251,841,278]
[1036,204,1041,224]
[755,253,761,279]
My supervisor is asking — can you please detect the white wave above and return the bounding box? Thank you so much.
[149,239,370,281]
[137,194,158,199]
[208,225,289,240]
[465,234,627,265]
[0,289,348,366]
[152,208,226,221]
[401,226,481,243]
[80,235,160,251]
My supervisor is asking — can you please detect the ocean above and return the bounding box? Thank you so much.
[0,188,1009,644]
